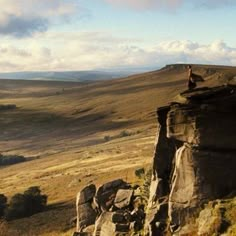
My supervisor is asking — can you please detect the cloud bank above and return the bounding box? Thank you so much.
[0,32,236,72]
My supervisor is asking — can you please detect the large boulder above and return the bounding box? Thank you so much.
[76,184,97,232]
[77,184,96,205]
[95,179,128,211]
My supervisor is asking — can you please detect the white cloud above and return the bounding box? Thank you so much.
[0,31,236,72]
[0,45,32,57]
[0,0,76,19]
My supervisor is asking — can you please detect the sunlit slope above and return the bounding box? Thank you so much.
[0,64,236,235]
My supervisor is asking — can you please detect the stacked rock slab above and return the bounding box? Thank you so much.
[146,85,236,235]
[74,179,145,235]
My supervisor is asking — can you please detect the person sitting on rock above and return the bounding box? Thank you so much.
[187,65,197,90]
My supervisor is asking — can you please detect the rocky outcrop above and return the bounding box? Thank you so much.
[74,179,145,236]
[146,85,236,235]
[76,184,97,231]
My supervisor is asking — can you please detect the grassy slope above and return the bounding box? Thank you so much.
[0,64,235,235]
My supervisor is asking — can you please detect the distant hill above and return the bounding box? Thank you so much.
[0,70,135,82]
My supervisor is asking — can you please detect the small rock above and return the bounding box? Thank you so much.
[72,233,90,236]
[112,212,126,224]
[115,223,130,232]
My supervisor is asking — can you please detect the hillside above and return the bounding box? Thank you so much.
[0,71,134,82]
[0,64,236,235]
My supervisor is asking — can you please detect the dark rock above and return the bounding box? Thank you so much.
[145,201,168,234]
[135,168,145,177]
[95,179,128,211]
[115,223,130,232]
[112,212,126,224]
[123,211,132,222]
[130,207,145,231]
[72,232,90,236]
[76,202,97,232]
[132,184,140,190]
[151,106,178,197]
[77,184,96,205]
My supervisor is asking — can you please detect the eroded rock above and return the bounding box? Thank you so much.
[146,85,236,234]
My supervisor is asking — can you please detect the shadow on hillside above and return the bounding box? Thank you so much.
[94,79,186,96]
[8,201,75,235]
[46,201,73,212]
[0,108,134,143]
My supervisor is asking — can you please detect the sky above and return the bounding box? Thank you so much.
[0,0,235,72]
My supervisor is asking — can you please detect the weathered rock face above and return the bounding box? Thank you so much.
[146,85,236,235]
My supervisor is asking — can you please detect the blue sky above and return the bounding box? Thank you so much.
[0,0,235,72]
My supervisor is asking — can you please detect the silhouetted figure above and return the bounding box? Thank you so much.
[187,65,205,90]
[187,65,196,90]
